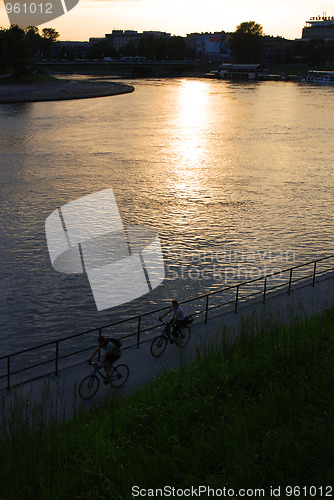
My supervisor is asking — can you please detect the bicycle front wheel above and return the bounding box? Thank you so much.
[175,326,191,348]
[111,364,129,388]
[79,374,100,400]
[151,335,167,357]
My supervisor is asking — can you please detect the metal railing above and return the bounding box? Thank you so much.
[1,254,334,391]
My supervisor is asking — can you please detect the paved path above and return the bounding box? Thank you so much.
[1,272,334,425]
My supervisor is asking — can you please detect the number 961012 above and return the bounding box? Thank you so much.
[5,2,53,14]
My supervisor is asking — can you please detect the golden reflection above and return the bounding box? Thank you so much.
[167,80,211,204]
[174,79,210,163]
[176,79,209,128]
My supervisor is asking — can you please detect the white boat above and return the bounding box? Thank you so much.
[218,64,265,81]
[306,70,334,84]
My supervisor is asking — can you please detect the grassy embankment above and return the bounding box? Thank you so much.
[268,64,334,76]
[0,73,58,85]
[1,307,334,499]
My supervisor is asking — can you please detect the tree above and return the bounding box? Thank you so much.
[58,44,75,60]
[229,21,264,63]
[25,26,41,59]
[301,39,328,65]
[138,35,156,60]
[121,40,137,57]
[135,35,188,61]
[40,27,59,59]
[87,41,115,60]
[0,25,32,79]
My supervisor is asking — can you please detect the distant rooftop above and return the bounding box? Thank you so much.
[302,14,334,40]
[305,14,334,25]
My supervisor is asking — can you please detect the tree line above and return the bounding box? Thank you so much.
[0,24,59,79]
[1,21,334,78]
[88,23,263,63]
[91,35,195,61]
[87,21,334,65]
[292,38,334,66]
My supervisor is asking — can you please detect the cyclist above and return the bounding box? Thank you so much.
[88,335,121,384]
[159,300,185,339]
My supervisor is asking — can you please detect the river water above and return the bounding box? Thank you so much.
[0,77,333,354]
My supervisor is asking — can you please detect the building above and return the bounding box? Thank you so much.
[142,31,171,38]
[105,30,140,52]
[302,15,334,40]
[186,32,231,62]
[89,38,105,44]
[105,30,171,53]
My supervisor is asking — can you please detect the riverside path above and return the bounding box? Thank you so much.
[1,271,334,424]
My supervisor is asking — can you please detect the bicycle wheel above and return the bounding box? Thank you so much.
[151,335,167,357]
[111,364,129,388]
[175,326,191,348]
[79,374,100,400]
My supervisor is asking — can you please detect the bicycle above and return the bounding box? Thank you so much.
[79,360,130,400]
[150,316,193,357]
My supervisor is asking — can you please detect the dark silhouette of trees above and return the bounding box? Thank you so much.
[40,27,59,58]
[291,39,334,66]
[25,26,60,59]
[0,25,32,79]
[87,41,116,60]
[87,35,191,61]
[301,39,333,65]
[121,40,137,58]
[0,25,60,78]
[121,35,191,60]
[229,21,264,63]
[58,44,75,60]
[25,26,41,58]
[137,35,189,60]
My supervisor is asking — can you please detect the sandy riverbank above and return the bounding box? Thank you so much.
[0,79,134,103]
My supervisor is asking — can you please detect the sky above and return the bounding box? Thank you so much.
[0,0,333,41]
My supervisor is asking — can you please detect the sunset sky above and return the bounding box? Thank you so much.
[0,0,333,41]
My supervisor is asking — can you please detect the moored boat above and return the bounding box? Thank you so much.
[306,70,334,84]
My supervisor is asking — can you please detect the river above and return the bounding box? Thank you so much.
[0,77,333,354]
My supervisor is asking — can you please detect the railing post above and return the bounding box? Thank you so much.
[97,329,102,361]
[288,268,293,295]
[312,261,317,287]
[7,356,10,392]
[205,295,209,324]
[263,278,267,303]
[55,341,59,376]
[235,285,239,313]
[137,315,141,348]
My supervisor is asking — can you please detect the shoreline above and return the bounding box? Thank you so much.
[0,79,134,104]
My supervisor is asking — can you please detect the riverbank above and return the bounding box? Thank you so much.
[1,303,333,498]
[1,270,334,497]
[0,78,134,103]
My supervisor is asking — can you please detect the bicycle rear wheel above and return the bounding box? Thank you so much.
[111,364,129,388]
[151,335,167,357]
[175,326,191,348]
[79,374,100,399]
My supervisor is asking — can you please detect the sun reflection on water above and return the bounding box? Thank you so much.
[166,79,211,206]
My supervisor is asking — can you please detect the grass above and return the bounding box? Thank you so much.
[1,307,334,499]
[268,63,334,76]
[0,73,58,85]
